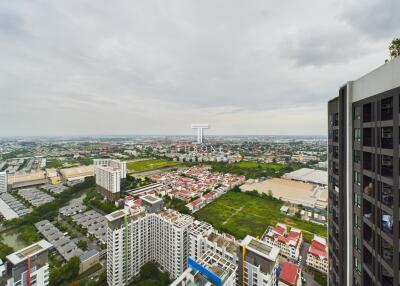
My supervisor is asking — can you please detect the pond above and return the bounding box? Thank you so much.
[1,228,28,251]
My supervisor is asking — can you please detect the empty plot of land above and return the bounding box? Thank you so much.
[127,159,180,172]
[241,178,327,208]
[194,191,327,241]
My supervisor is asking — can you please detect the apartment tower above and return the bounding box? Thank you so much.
[328,57,400,285]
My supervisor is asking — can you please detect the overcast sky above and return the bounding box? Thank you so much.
[0,0,399,137]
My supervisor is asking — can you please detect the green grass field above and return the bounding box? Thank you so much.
[127,159,180,172]
[194,191,327,241]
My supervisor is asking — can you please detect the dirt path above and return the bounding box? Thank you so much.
[222,205,244,225]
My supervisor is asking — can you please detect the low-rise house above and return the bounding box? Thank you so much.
[306,235,328,274]
[263,223,303,261]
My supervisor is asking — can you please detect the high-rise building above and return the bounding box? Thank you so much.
[1,240,52,286]
[105,196,193,286]
[93,159,127,179]
[238,235,280,286]
[0,171,7,193]
[94,159,126,201]
[328,57,400,285]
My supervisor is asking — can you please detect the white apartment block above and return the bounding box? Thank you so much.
[3,240,52,286]
[263,223,302,261]
[105,202,193,286]
[189,220,239,265]
[94,164,121,201]
[306,235,328,274]
[171,250,237,286]
[239,235,280,286]
[0,171,7,193]
[94,159,126,179]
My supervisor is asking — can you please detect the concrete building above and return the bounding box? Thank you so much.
[79,250,100,274]
[59,166,94,182]
[263,223,303,261]
[189,220,239,265]
[328,57,400,285]
[238,235,280,286]
[0,171,7,193]
[2,240,52,286]
[94,159,126,179]
[170,251,237,286]
[105,199,193,286]
[94,159,126,201]
[306,235,328,274]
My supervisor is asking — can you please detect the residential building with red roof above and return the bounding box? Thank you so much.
[278,262,301,286]
[306,235,328,273]
[263,223,303,261]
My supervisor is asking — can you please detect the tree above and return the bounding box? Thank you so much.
[389,38,400,59]
[50,256,80,285]
[77,240,88,251]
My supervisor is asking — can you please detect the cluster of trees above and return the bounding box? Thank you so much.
[83,189,118,214]
[163,195,190,214]
[129,262,170,286]
[49,256,80,286]
[0,240,13,260]
[121,175,152,191]
[314,272,327,286]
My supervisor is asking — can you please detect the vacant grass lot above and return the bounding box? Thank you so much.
[127,159,180,172]
[194,191,327,241]
[210,161,302,179]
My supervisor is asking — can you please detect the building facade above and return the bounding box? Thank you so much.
[328,57,400,285]
[94,159,127,179]
[94,164,122,201]
[2,240,52,286]
[306,235,328,274]
[0,171,7,193]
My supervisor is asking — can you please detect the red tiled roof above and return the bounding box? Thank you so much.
[273,225,286,235]
[288,231,300,239]
[278,236,289,244]
[311,240,326,251]
[308,246,327,259]
[279,262,299,286]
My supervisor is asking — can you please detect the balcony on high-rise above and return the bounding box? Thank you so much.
[363,128,374,147]
[363,176,374,197]
[379,183,393,208]
[363,223,374,248]
[380,97,393,121]
[381,127,393,149]
[363,152,374,171]
[380,155,393,178]
[363,199,374,223]
[363,103,373,123]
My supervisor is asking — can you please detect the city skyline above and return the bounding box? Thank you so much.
[0,0,399,137]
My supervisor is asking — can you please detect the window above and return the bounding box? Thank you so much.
[354,214,361,229]
[354,235,360,251]
[354,192,361,208]
[354,128,361,142]
[353,150,361,164]
[353,106,361,120]
[354,257,361,273]
[354,171,361,186]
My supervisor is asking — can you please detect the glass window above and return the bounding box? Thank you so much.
[354,128,361,142]
[353,106,361,120]
[354,192,361,208]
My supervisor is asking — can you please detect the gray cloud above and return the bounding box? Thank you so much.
[0,0,396,136]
